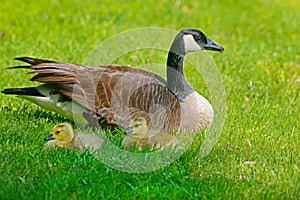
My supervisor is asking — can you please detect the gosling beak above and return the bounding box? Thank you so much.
[124,127,133,134]
[44,134,55,141]
[204,38,224,52]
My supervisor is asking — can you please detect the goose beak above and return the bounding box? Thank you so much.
[44,134,55,141]
[124,127,133,134]
[204,38,224,52]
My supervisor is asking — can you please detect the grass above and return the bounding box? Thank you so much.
[0,0,300,199]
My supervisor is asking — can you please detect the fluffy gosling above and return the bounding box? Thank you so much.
[122,117,179,150]
[44,123,103,152]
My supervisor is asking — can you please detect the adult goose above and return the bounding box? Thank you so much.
[2,29,224,133]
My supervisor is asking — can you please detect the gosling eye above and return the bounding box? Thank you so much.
[56,130,61,134]
[133,123,141,128]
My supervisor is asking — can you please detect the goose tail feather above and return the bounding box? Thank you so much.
[7,57,78,84]
[1,87,44,97]
[14,57,56,65]
[7,57,57,69]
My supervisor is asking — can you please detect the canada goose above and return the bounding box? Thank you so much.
[122,117,179,150]
[44,123,103,152]
[2,29,224,132]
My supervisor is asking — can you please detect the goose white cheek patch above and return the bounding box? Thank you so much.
[183,34,202,52]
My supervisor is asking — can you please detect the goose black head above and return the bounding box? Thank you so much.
[171,29,224,55]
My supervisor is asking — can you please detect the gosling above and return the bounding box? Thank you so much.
[44,123,103,152]
[122,117,179,150]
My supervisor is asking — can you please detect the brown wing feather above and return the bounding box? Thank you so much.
[12,57,180,131]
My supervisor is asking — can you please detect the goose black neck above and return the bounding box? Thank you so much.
[166,51,194,101]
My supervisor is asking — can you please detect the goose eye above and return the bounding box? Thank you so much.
[56,130,61,134]
[194,35,201,40]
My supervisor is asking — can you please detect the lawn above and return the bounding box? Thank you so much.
[0,0,299,199]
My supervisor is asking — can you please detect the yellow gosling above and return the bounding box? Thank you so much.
[44,123,103,152]
[122,117,179,150]
[122,117,152,150]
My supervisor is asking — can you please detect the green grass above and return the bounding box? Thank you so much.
[1,0,300,199]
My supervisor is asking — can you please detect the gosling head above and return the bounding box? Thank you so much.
[171,28,224,54]
[124,117,148,138]
[44,123,74,145]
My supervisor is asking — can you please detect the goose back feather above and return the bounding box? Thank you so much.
[8,58,181,131]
